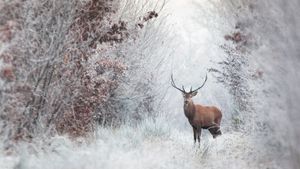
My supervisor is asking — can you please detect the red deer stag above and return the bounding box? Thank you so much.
[171,74,222,144]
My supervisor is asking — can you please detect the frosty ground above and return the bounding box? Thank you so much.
[0,116,278,169]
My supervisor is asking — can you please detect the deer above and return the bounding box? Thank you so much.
[171,74,222,144]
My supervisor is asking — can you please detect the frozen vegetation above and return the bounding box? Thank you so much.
[0,0,300,169]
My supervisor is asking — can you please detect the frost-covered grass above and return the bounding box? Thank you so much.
[0,115,280,169]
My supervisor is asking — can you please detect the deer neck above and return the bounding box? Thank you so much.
[184,100,195,119]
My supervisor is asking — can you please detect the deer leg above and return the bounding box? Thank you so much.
[197,127,202,144]
[193,127,197,143]
[208,124,222,138]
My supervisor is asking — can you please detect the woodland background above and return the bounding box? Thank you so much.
[0,0,300,169]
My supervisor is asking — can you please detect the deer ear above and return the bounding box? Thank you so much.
[192,91,198,96]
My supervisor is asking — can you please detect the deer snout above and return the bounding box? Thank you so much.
[184,98,191,104]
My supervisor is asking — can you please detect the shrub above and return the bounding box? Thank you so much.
[0,0,162,143]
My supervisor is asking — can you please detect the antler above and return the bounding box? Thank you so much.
[190,74,208,93]
[171,74,186,93]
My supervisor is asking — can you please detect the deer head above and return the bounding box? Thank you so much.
[171,74,208,104]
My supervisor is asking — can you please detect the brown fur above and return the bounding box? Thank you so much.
[183,92,222,143]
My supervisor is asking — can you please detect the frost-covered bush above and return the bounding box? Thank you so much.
[210,32,253,130]
[0,0,163,145]
[208,1,260,131]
